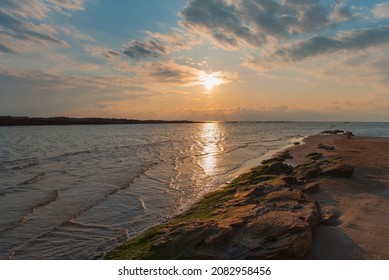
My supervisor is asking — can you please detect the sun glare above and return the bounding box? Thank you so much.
[200,72,223,92]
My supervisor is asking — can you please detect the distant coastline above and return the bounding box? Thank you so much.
[0,116,198,126]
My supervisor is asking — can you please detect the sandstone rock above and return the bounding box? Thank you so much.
[265,189,302,202]
[319,162,354,177]
[303,182,320,194]
[320,209,341,226]
[116,183,321,260]
[293,162,321,181]
[270,175,297,188]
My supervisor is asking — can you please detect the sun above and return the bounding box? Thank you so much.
[200,72,223,92]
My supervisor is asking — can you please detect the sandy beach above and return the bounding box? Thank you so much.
[287,134,389,259]
[107,133,389,260]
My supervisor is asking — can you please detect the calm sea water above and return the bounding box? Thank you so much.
[1,122,389,259]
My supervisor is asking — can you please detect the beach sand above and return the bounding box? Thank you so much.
[286,135,389,259]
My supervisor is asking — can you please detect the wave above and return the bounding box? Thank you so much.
[63,150,92,157]
[0,190,60,234]
[126,160,164,189]
[66,187,119,221]
[17,172,46,185]
[139,199,147,210]
[63,220,113,231]
[5,149,92,172]
[12,160,40,170]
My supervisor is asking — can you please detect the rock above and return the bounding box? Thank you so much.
[318,143,335,150]
[319,162,354,177]
[321,130,344,135]
[238,209,315,259]
[320,209,341,226]
[270,175,297,187]
[109,181,321,260]
[205,227,233,245]
[306,152,323,160]
[344,131,354,139]
[293,162,321,181]
[291,232,312,257]
[265,189,302,202]
[201,189,320,259]
[303,182,320,194]
[253,162,293,176]
[108,154,336,260]
[293,157,354,180]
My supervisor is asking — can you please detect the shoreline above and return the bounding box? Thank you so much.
[106,133,389,260]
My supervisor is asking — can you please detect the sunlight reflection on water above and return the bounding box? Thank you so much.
[201,122,222,175]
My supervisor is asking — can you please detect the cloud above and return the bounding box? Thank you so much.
[370,58,389,84]
[122,39,168,60]
[58,25,94,42]
[0,0,49,19]
[48,0,84,12]
[0,0,84,20]
[372,3,389,19]
[0,0,86,54]
[145,61,200,85]
[179,0,354,50]
[169,105,389,122]
[0,10,68,54]
[180,0,262,49]
[145,29,200,52]
[134,60,237,89]
[248,26,389,69]
[88,45,122,59]
[0,68,148,101]
[121,29,199,61]
[133,60,207,88]
[0,41,18,54]
[330,1,353,23]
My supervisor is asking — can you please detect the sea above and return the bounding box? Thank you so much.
[1,122,389,259]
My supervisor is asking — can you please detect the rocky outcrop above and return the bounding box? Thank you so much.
[294,159,354,181]
[319,162,354,177]
[107,151,354,260]
[145,186,320,260]
[293,161,321,181]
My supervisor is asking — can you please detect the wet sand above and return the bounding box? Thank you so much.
[286,134,389,259]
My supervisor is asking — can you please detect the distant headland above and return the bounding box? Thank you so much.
[0,116,199,126]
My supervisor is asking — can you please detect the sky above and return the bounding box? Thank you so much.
[0,0,389,121]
